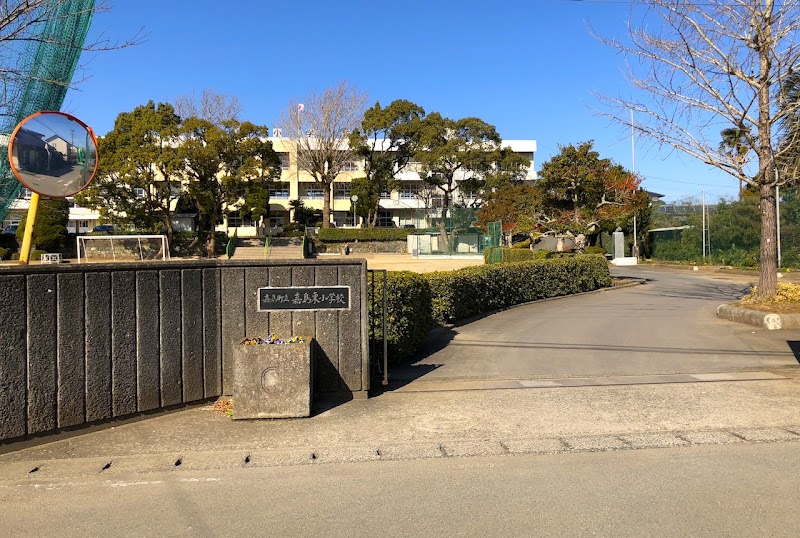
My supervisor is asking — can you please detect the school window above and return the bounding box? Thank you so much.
[268,182,290,198]
[399,182,421,199]
[333,182,351,198]
[300,184,324,199]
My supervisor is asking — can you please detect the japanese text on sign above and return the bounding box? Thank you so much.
[258,286,351,311]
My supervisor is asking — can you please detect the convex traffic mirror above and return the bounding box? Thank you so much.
[8,111,98,198]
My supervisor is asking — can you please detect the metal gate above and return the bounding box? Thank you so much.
[367,269,389,386]
[486,220,503,264]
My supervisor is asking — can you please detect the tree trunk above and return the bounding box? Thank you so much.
[206,230,216,258]
[756,2,777,299]
[758,181,778,298]
[206,211,217,258]
[322,183,331,228]
[164,215,174,248]
[438,191,450,254]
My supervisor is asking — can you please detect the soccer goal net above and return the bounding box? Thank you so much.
[76,235,170,263]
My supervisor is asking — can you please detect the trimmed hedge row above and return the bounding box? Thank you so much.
[427,255,611,325]
[318,228,416,242]
[375,255,612,364]
[484,247,538,264]
[369,271,435,364]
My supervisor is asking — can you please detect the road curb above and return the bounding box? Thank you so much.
[716,304,800,330]
[1,425,797,480]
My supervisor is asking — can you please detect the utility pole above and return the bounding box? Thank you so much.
[631,110,638,258]
[701,191,706,261]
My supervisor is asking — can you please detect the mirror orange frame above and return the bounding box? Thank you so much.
[7,110,99,198]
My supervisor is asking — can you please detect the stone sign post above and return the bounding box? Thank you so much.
[610,227,638,266]
[613,228,625,259]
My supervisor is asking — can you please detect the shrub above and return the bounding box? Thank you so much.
[533,249,550,260]
[282,222,305,233]
[0,234,18,250]
[426,255,611,325]
[585,246,607,255]
[370,271,434,364]
[318,228,415,243]
[743,282,800,303]
[484,247,537,264]
[0,247,8,260]
[511,238,531,249]
[170,231,228,257]
[31,249,47,261]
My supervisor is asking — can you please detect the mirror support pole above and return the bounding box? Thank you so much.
[18,192,40,265]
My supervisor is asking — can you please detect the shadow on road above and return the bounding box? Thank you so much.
[787,341,800,364]
[628,279,752,302]
[440,339,799,359]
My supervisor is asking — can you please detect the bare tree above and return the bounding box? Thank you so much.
[0,0,145,118]
[595,0,800,299]
[174,88,242,127]
[279,82,367,228]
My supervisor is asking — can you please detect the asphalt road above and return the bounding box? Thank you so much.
[2,265,799,537]
[395,266,800,382]
[2,442,798,537]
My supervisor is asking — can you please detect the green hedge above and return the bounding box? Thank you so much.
[484,247,541,264]
[369,271,434,364]
[373,255,611,365]
[426,255,611,325]
[318,228,415,242]
[585,246,607,255]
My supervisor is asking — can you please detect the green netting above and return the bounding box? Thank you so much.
[486,220,503,264]
[406,207,492,255]
[0,0,95,223]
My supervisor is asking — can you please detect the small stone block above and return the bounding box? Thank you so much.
[563,435,629,451]
[619,433,690,449]
[728,428,800,443]
[233,340,314,419]
[502,438,568,455]
[440,440,508,458]
[375,443,447,461]
[679,430,743,445]
[310,446,382,464]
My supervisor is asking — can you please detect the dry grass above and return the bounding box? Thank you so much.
[213,398,233,417]
[734,301,800,314]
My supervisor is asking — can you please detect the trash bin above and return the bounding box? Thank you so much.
[233,336,314,419]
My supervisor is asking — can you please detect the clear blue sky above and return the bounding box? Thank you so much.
[63,0,739,203]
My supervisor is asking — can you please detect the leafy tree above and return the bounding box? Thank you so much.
[349,99,425,226]
[181,119,279,257]
[460,146,532,205]
[75,101,182,243]
[241,182,271,226]
[476,183,548,243]
[288,199,321,227]
[415,113,501,251]
[596,0,800,298]
[16,197,69,252]
[280,82,367,228]
[349,176,379,224]
[537,141,643,240]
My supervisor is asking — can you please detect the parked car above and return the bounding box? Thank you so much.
[92,224,114,234]
[2,224,18,235]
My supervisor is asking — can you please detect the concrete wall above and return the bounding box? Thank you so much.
[0,259,369,442]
